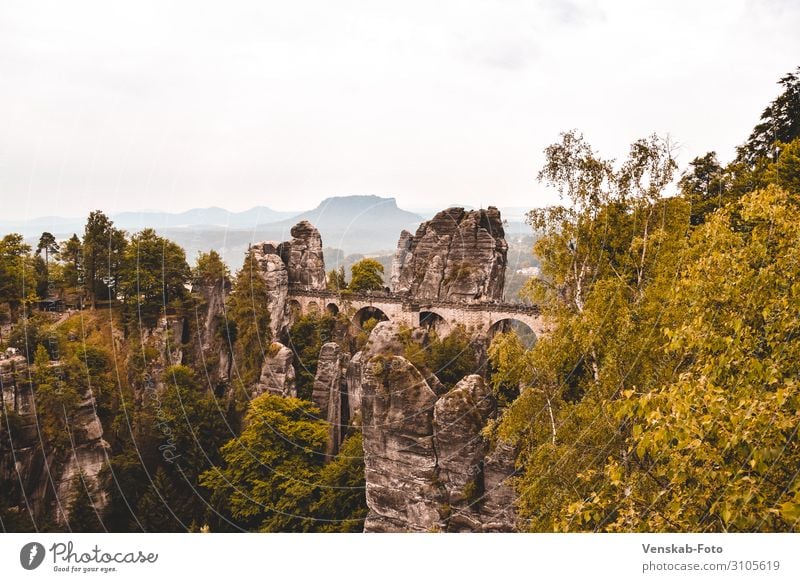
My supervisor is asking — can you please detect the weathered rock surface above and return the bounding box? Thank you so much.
[356,326,517,532]
[479,439,519,532]
[190,281,232,393]
[311,342,350,457]
[390,207,507,302]
[278,220,327,290]
[0,360,110,527]
[345,351,364,423]
[433,375,494,504]
[253,342,296,398]
[248,221,326,337]
[361,355,446,532]
[250,241,290,337]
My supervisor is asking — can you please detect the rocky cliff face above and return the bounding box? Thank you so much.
[278,220,327,291]
[253,342,296,398]
[311,342,350,458]
[390,207,507,302]
[249,221,327,338]
[0,357,110,527]
[355,325,517,532]
[250,241,290,338]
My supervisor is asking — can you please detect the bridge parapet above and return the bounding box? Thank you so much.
[286,285,544,336]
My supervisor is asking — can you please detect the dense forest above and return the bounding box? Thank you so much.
[1,66,799,532]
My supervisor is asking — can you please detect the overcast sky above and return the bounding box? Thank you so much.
[1,0,798,220]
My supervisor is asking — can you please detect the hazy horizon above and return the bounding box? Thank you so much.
[2,0,799,221]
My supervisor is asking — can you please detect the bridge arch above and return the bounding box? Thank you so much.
[488,317,538,348]
[306,300,321,315]
[353,305,389,328]
[287,299,302,318]
[419,310,451,336]
[326,302,340,316]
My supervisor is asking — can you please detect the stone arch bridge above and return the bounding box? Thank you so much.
[287,286,546,338]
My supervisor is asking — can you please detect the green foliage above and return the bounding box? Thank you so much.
[494,125,800,532]
[32,345,80,452]
[134,466,186,532]
[82,211,127,307]
[402,325,478,389]
[679,151,731,225]
[349,258,384,292]
[326,266,347,291]
[67,473,105,532]
[287,312,336,400]
[564,186,800,532]
[226,251,271,393]
[61,234,83,294]
[0,233,38,318]
[193,250,229,287]
[737,66,800,165]
[200,394,328,532]
[354,316,379,350]
[310,432,368,532]
[119,228,189,328]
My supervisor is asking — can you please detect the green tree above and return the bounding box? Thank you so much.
[287,312,336,400]
[679,151,730,225]
[349,258,384,292]
[737,66,800,166]
[32,345,79,451]
[82,211,114,307]
[67,472,104,532]
[567,185,800,532]
[225,251,271,392]
[326,266,347,291]
[193,250,229,287]
[403,326,478,389]
[119,228,189,327]
[61,234,83,302]
[489,131,689,531]
[309,431,367,532]
[200,393,327,532]
[36,232,59,272]
[770,138,800,195]
[135,466,185,532]
[0,233,37,319]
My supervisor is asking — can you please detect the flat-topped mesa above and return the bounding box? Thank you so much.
[390,206,507,303]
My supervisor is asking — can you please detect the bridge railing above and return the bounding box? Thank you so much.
[287,285,540,316]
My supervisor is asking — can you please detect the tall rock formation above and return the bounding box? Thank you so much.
[0,358,110,527]
[311,342,350,457]
[390,207,508,302]
[249,220,327,337]
[253,342,296,398]
[250,241,290,338]
[278,220,327,290]
[361,355,446,532]
[357,328,517,532]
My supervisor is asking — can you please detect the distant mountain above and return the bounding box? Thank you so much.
[111,206,297,230]
[1,206,298,237]
[5,196,531,269]
[254,195,423,254]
